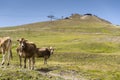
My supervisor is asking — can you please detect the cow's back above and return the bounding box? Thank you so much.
[36,48,50,58]
[0,37,12,51]
[21,42,37,58]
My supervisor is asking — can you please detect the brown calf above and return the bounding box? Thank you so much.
[36,47,54,64]
[17,38,36,70]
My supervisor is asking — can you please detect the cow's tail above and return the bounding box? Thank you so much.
[9,39,13,59]
[7,39,13,59]
[10,49,13,59]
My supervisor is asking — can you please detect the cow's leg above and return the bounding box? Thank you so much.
[10,50,13,59]
[1,54,6,65]
[44,56,48,64]
[44,58,46,64]
[45,58,47,64]
[19,55,22,68]
[24,58,26,68]
[28,58,31,70]
[31,57,35,70]
[1,49,6,65]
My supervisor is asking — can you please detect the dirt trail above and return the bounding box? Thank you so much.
[49,72,86,80]
[38,69,87,80]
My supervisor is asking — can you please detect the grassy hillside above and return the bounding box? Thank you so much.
[0,14,120,80]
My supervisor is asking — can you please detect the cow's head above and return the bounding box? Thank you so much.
[17,38,28,50]
[49,46,54,54]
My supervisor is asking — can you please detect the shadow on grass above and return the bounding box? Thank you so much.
[36,68,53,73]
[35,65,61,73]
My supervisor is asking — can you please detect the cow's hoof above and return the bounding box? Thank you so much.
[1,62,4,65]
[31,67,34,70]
[19,66,22,68]
[7,63,10,66]
[24,66,26,68]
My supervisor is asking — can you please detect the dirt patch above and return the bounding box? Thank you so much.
[36,67,87,80]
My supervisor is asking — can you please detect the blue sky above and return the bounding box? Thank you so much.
[0,0,119,27]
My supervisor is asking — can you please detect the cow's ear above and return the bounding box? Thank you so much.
[17,39,20,42]
[25,39,28,42]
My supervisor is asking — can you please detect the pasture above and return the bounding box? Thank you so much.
[0,20,120,80]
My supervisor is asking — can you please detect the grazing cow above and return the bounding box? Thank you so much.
[0,37,12,65]
[36,47,54,64]
[17,38,36,70]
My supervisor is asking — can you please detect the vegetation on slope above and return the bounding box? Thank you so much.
[0,13,120,80]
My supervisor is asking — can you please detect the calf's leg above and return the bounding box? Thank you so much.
[28,58,31,69]
[31,57,35,70]
[44,56,48,64]
[19,56,22,68]
[24,58,26,68]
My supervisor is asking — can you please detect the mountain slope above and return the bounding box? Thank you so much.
[1,13,117,34]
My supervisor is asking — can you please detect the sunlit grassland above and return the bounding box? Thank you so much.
[1,30,120,53]
[0,30,120,79]
[0,21,120,79]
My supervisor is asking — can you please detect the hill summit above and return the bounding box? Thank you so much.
[64,13,111,24]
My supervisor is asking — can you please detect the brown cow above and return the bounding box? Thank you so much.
[0,37,12,65]
[17,38,36,70]
[36,47,54,64]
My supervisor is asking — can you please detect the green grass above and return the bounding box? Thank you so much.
[0,30,120,80]
[0,66,63,80]
[0,19,120,80]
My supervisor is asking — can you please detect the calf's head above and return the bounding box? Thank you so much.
[17,38,28,51]
[49,47,54,54]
